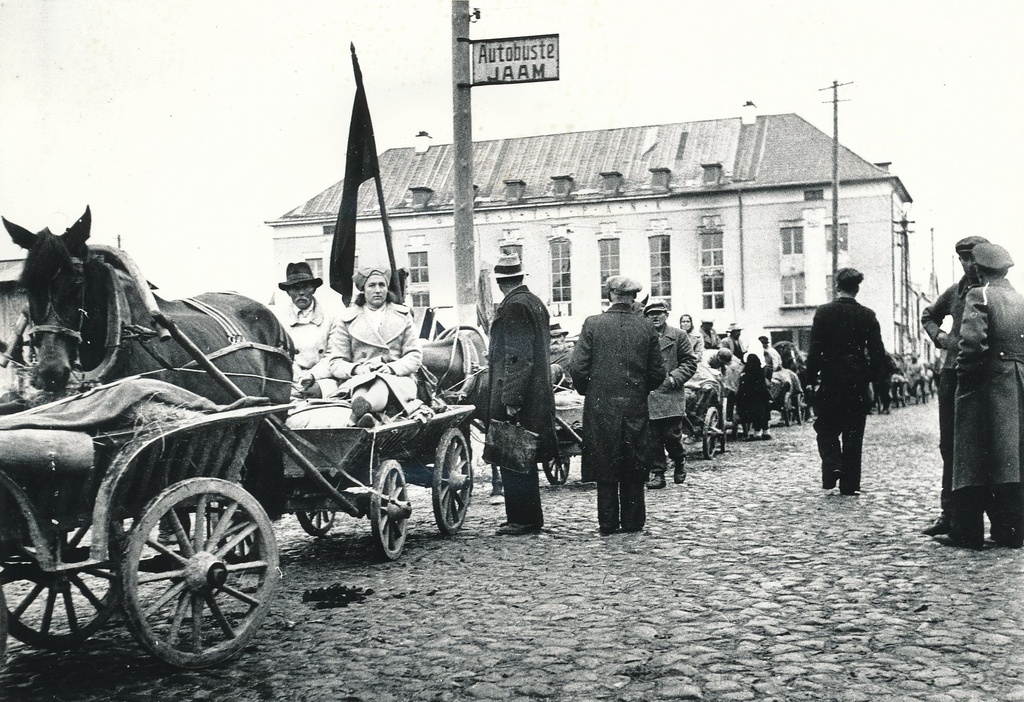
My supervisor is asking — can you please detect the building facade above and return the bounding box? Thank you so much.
[268,112,927,355]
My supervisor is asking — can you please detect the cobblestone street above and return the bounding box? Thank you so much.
[2,400,1023,701]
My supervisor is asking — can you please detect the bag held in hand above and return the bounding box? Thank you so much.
[483,419,539,474]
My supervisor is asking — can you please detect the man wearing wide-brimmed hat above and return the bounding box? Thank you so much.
[486,253,558,535]
[273,261,338,399]
[720,322,746,359]
[919,235,989,536]
[943,243,1024,550]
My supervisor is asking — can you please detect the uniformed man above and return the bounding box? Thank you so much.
[942,243,1024,550]
[919,236,988,536]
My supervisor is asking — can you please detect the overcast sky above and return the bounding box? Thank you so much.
[1,0,1022,302]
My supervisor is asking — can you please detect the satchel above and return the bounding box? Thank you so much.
[483,419,540,474]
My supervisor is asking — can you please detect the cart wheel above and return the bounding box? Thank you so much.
[120,478,279,669]
[0,587,7,666]
[702,406,721,459]
[296,511,337,538]
[370,460,411,561]
[543,458,570,485]
[433,428,473,535]
[1,526,118,650]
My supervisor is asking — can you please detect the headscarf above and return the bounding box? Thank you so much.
[352,265,392,291]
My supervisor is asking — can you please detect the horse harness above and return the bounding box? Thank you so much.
[25,256,86,347]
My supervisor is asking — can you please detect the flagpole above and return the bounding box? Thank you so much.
[373,173,402,302]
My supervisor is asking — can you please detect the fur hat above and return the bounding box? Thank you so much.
[353,265,392,291]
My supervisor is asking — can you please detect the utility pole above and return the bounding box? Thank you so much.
[820,80,851,288]
[893,212,914,352]
[452,1,477,325]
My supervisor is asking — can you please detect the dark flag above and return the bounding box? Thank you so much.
[330,44,381,304]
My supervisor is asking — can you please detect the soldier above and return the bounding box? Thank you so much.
[942,243,1024,550]
[643,300,698,489]
[806,267,886,495]
[569,276,665,535]
[919,236,988,536]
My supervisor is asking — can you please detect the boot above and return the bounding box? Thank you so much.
[921,515,951,536]
[672,458,687,484]
[646,471,666,489]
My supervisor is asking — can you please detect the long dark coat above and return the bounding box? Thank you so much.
[805,296,886,416]
[953,278,1024,490]
[569,303,665,482]
[647,324,697,420]
[486,285,558,467]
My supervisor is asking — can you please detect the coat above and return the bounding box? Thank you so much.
[486,285,559,467]
[647,324,698,420]
[805,296,886,416]
[953,278,1024,490]
[326,302,422,379]
[569,303,666,482]
[273,298,339,397]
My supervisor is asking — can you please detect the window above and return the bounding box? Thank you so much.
[410,290,430,307]
[598,238,619,292]
[702,271,725,309]
[649,235,671,297]
[804,189,824,201]
[322,225,335,238]
[550,238,572,308]
[700,232,723,267]
[781,226,804,255]
[304,258,323,279]
[781,273,806,306]
[408,252,429,284]
[825,223,849,253]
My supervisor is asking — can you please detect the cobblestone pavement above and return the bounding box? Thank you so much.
[3,401,1024,701]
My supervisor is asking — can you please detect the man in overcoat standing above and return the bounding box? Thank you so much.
[944,243,1024,550]
[486,253,559,535]
[643,300,698,488]
[806,267,886,495]
[569,276,665,535]
[919,236,988,536]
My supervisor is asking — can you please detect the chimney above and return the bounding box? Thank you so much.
[409,186,434,207]
[550,174,574,198]
[649,167,672,192]
[414,131,432,154]
[599,171,623,195]
[873,162,891,173]
[701,163,723,186]
[503,179,526,202]
[741,101,757,125]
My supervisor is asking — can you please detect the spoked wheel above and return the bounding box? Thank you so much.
[120,478,279,669]
[296,511,337,538]
[433,428,473,535]
[543,458,571,485]
[702,406,723,459]
[0,587,6,666]
[370,460,411,561]
[1,527,118,650]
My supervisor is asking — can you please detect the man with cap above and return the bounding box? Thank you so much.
[720,323,746,360]
[549,322,574,388]
[806,267,887,495]
[569,276,665,534]
[486,253,559,535]
[700,318,721,352]
[942,242,1024,549]
[273,261,339,399]
[643,300,698,488]
[919,236,989,536]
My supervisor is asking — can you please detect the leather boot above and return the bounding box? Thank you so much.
[672,458,687,484]
[646,471,666,489]
[921,515,951,536]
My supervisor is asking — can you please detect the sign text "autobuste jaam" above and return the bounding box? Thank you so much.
[471,34,560,86]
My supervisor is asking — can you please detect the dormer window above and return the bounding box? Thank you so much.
[409,187,434,208]
[503,179,526,203]
[550,175,574,198]
[599,171,623,195]
[701,163,723,186]
[649,167,671,192]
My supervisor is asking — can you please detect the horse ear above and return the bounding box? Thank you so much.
[2,217,38,250]
[63,206,92,257]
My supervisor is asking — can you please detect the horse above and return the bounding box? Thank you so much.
[420,324,490,419]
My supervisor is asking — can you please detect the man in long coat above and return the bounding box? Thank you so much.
[806,267,886,495]
[569,276,665,535]
[945,243,1024,550]
[486,253,558,535]
[919,236,988,536]
[643,300,697,488]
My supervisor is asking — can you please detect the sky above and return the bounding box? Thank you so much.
[1,0,1022,303]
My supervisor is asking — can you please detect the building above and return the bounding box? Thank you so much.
[267,112,924,354]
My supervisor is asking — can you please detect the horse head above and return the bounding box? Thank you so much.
[3,207,92,392]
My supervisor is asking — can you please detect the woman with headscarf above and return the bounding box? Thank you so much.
[736,353,772,440]
[320,265,424,426]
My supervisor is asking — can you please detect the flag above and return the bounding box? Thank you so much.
[330,44,380,304]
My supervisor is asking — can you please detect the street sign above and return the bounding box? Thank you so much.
[471,34,559,86]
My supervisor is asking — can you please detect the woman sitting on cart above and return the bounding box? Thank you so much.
[311,265,425,426]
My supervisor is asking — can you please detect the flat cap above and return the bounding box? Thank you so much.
[606,275,642,295]
[972,242,1014,271]
[955,236,989,254]
[836,267,864,286]
[643,300,669,316]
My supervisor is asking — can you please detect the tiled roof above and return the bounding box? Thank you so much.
[276,113,901,221]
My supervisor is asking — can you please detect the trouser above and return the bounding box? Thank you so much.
[874,380,891,412]
[649,417,686,473]
[937,370,957,515]
[814,407,867,493]
[596,480,646,532]
[499,466,543,528]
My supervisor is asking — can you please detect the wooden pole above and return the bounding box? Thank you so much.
[452,1,477,325]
